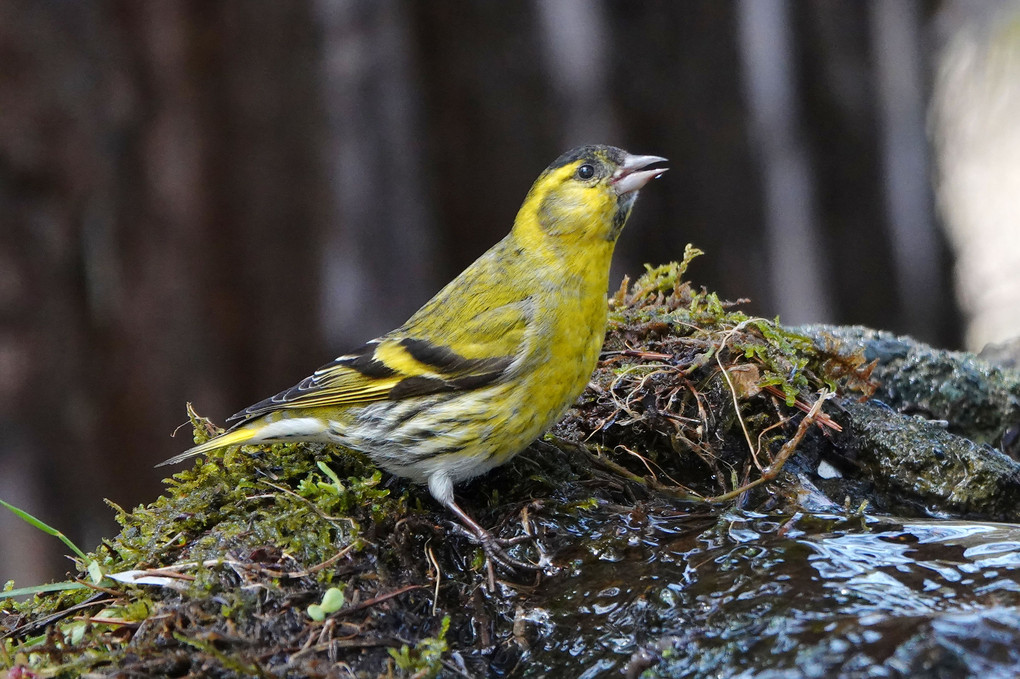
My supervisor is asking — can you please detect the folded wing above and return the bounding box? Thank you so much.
[229,299,531,423]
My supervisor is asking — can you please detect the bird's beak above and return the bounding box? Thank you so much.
[612,154,668,196]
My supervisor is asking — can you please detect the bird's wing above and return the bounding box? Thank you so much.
[229,299,531,422]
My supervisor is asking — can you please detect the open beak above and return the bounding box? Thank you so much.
[612,153,669,195]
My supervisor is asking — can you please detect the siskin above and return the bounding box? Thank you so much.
[161,145,666,567]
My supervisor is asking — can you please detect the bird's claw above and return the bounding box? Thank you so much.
[480,534,543,573]
[446,521,542,572]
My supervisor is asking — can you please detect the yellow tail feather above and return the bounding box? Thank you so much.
[156,427,258,467]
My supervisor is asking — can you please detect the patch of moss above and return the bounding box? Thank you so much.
[571,249,874,502]
[388,614,450,678]
[2,416,442,677]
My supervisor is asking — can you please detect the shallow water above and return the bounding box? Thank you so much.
[514,509,1020,678]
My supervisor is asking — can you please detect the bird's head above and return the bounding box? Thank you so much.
[514,145,668,248]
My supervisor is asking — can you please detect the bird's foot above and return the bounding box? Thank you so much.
[447,521,542,572]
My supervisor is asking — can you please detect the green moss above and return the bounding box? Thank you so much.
[388,615,450,678]
[2,420,430,677]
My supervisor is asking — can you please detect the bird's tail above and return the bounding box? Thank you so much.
[156,427,258,467]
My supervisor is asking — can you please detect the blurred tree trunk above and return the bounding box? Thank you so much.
[603,1,769,308]
[409,3,559,277]
[0,0,328,583]
[795,2,954,343]
[0,0,124,585]
[870,0,943,341]
[314,0,438,348]
[737,0,833,325]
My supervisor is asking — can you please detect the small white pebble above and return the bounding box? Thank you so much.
[817,459,842,479]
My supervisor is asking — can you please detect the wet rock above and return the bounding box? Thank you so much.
[799,325,1020,453]
[830,399,1020,522]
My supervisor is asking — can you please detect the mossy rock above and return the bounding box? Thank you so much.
[5,250,1020,677]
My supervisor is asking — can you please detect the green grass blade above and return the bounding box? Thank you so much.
[0,498,88,561]
[0,581,87,600]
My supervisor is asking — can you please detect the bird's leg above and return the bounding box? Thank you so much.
[427,472,539,572]
[444,498,541,572]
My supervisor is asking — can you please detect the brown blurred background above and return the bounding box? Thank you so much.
[3,0,1019,585]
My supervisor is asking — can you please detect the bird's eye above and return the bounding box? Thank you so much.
[576,164,595,180]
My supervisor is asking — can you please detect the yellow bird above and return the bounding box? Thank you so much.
[161,145,666,567]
